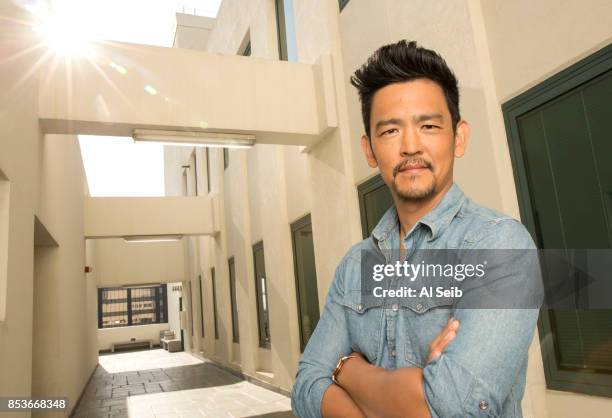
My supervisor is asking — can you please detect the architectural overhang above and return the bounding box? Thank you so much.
[38,41,338,150]
[84,195,220,239]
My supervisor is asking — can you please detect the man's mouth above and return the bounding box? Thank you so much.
[399,164,427,172]
[396,162,430,175]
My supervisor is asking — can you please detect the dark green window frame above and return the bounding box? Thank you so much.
[242,41,251,57]
[205,148,211,193]
[211,267,219,340]
[357,174,394,239]
[339,0,350,11]
[291,214,320,352]
[189,281,194,337]
[274,0,288,61]
[228,257,240,343]
[274,0,297,61]
[198,274,205,338]
[503,43,612,398]
[223,148,229,170]
[253,241,271,348]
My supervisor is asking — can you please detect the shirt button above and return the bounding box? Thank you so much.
[479,400,489,410]
[357,303,363,312]
[416,303,423,311]
[391,350,396,357]
[392,304,399,312]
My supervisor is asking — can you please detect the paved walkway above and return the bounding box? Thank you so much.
[72,349,295,418]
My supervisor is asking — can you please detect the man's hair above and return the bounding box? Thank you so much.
[350,40,461,138]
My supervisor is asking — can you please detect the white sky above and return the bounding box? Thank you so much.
[33,0,222,196]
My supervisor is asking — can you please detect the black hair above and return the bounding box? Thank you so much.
[350,40,460,137]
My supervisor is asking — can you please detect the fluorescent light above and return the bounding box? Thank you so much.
[132,129,255,148]
[124,235,183,243]
[122,283,161,289]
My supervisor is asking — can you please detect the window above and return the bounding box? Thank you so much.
[205,148,211,193]
[357,174,394,239]
[274,0,297,61]
[253,241,271,348]
[239,30,251,57]
[223,148,229,170]
[503,44,612,397]
[291,214,320,351]
[97,285,168,328]
[339,0,350,11]
[192,151,199,196]
[0,169,9,322]
[211,267,219,340]
[189,281,194,336]
[242,41,251,57]
[199,274,205,338]
[228,257,240,343]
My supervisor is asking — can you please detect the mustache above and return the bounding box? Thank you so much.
[393,157,432,177]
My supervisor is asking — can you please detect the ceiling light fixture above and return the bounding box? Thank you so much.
[132,129,255,148]
[123,235,183,243]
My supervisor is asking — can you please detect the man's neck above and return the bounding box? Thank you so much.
[396,182,453,243]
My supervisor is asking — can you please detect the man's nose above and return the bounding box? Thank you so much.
[400,129,423,155]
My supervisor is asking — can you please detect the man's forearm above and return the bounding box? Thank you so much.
[337,357,431,418]
[321,383,366,418]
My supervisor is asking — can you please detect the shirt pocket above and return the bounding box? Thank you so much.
[339,290,384,362]
[400,298,455,368]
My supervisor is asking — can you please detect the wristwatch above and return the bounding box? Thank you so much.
[332,355,358,385]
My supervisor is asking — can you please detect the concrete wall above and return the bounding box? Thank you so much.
[0,5,40,409]
[84,196,215,238]
[173,13,216,51]
[32,133,99,417]
[169,0,612,416]
[0,4,97,414]
[476,1,612,416]
[98,323,170,351]
[38,39,331,148]
[92,239,186,286]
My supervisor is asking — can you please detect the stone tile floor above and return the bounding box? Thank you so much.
[71,349,295,418]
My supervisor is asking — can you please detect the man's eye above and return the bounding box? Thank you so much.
[423,124,440,130]
[382,128,398,135]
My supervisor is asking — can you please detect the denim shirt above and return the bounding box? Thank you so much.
[291,183,540,418]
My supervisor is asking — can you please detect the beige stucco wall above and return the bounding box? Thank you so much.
[93,239,186,286]
[480,0,612,103]
[477,1,612,416]
[32,133,98,417]
[176,0,612,416]
[0,5,39,409]
[0,4,97,414]
[97,323,170,351]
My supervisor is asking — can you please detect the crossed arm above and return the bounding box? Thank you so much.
[321,318,460,418]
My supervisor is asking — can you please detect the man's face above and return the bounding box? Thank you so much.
[360,79,469,202]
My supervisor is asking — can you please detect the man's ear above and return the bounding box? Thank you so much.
[361,134,378,168]
[453,120,470,158]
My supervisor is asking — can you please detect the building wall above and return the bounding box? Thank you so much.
[32,133,99,417]
[97,324,170,351]
[477,1,612,417]
[0,4,97,415]
[93,239,185,287]
[164,0,612,415]
[0,6,39,410]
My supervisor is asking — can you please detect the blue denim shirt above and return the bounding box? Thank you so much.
[291,182,540,418]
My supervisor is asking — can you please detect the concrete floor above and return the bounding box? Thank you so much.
[72,349,295,418]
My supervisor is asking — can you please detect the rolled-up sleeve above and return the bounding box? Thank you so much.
[291,257,352,418]
[423,219,542,417]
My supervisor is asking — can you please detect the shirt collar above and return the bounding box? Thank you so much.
[371,182,466,244]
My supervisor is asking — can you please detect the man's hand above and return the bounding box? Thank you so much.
[427,317,460,364]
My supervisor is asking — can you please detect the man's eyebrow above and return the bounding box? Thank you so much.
[374,118,404,132]
[412,113,444,123]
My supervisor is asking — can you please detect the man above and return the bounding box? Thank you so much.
[291,40,540,418]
